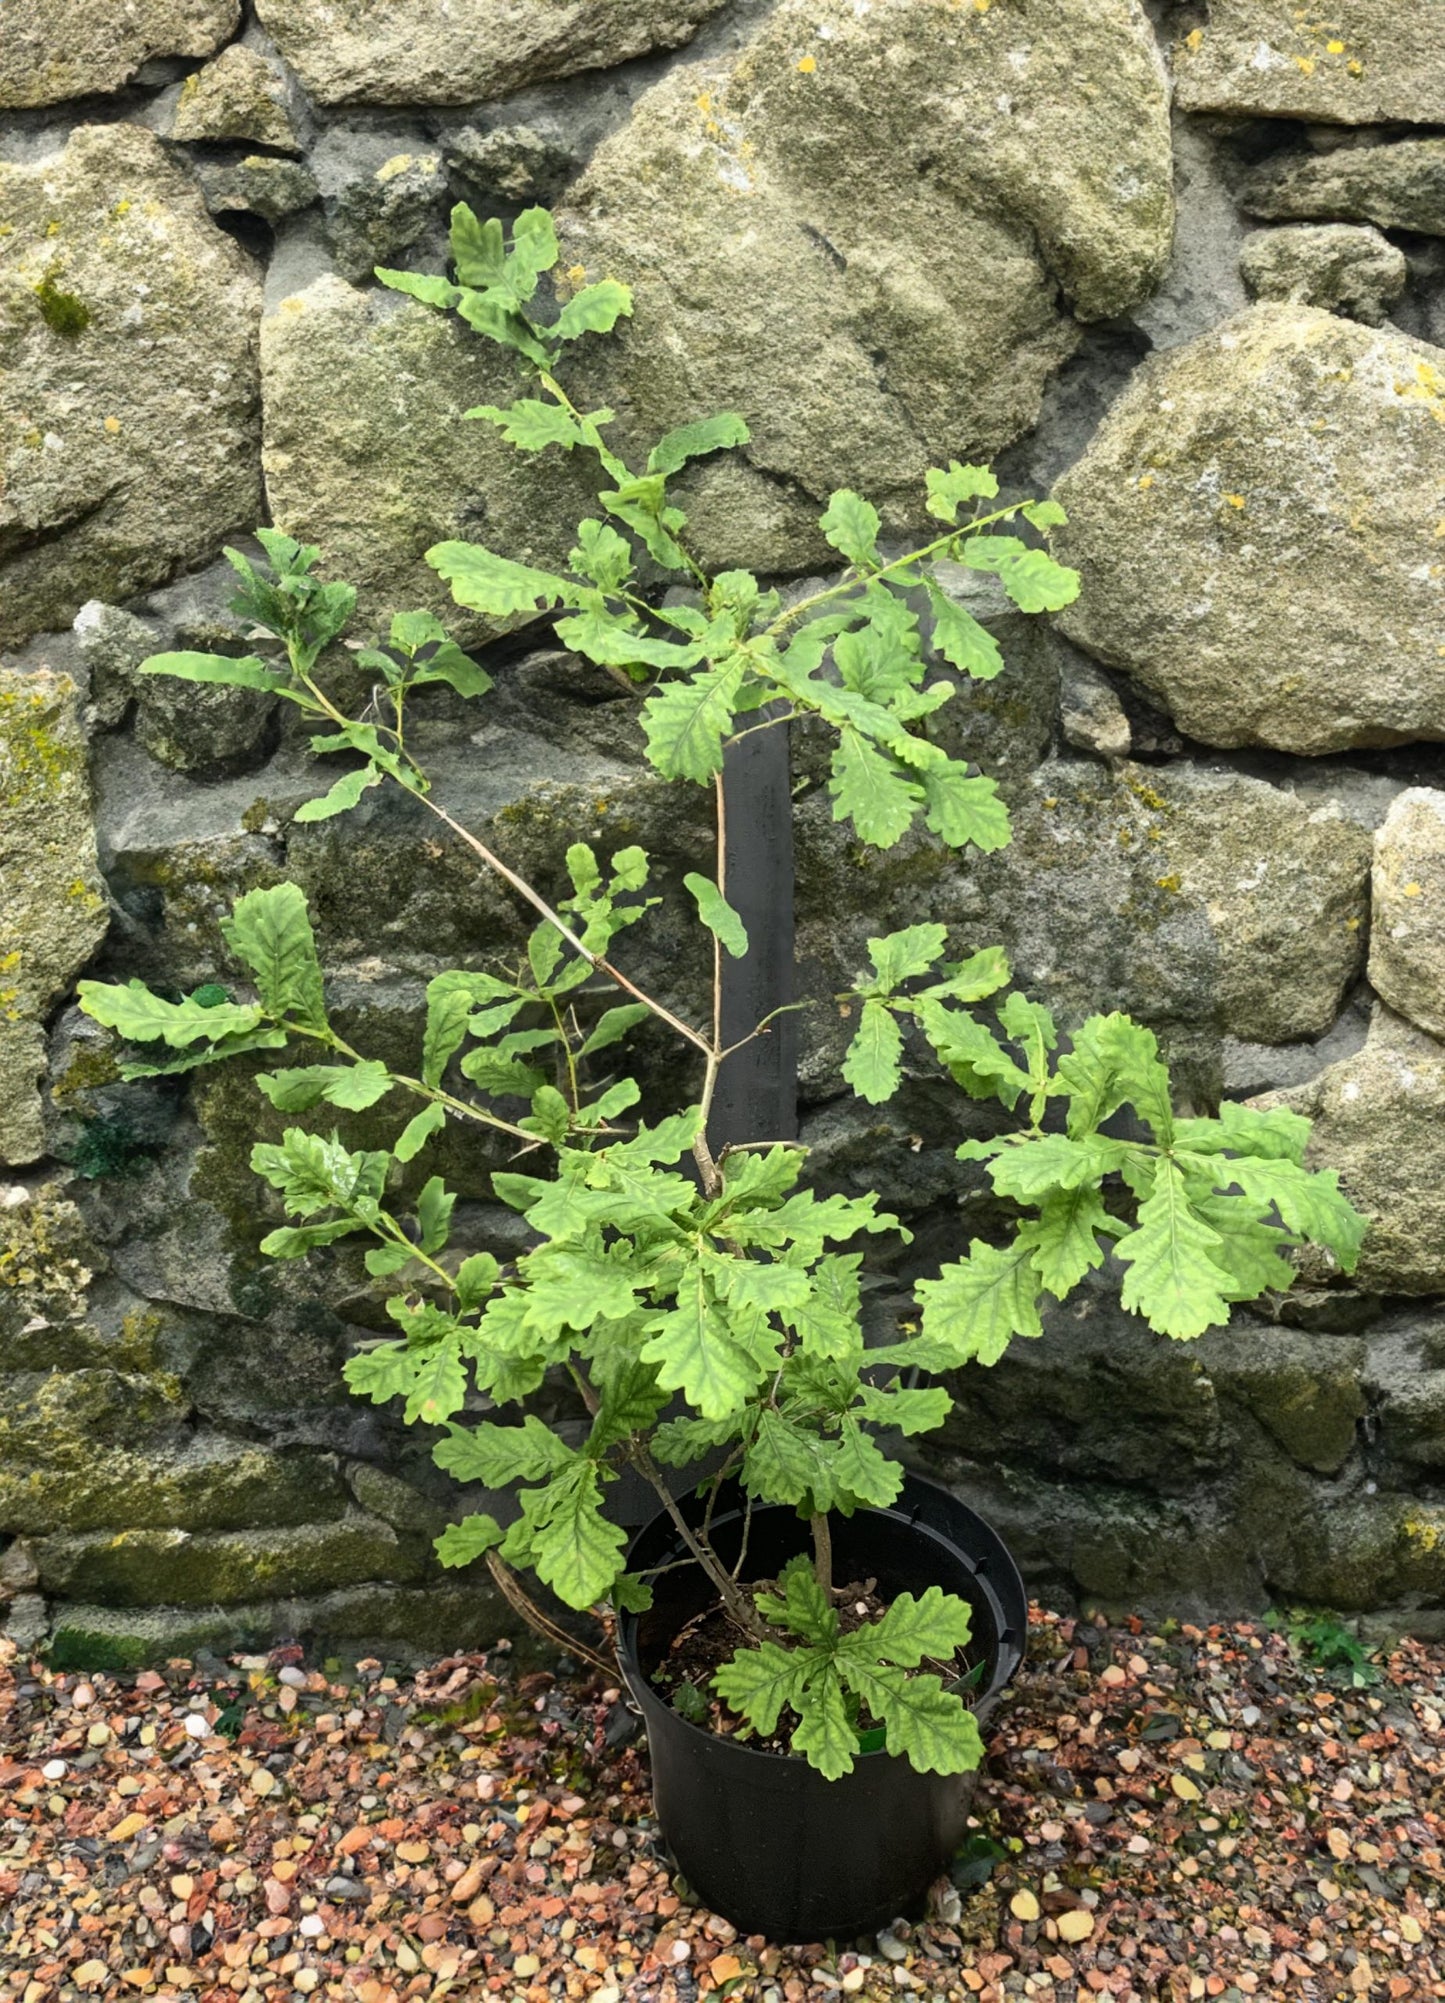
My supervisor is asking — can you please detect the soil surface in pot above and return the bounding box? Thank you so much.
[647,1572,981,1756]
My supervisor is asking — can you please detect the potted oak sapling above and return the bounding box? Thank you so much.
[80,206,1366,1939]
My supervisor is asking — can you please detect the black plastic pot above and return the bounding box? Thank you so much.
[617,1473,1026,1942]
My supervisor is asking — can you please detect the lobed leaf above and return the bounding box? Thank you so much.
[866,924,949,994]
[819,490,881,569]
[829,1419,903,1509]
[293,763,382,823]
[78,980,264,1050]
[842,999,903,1104]
[1115,1159,1232,1339]
[916,1237,1044,1365]
[434,1415,575,1486]
[871,1586,974,1667]
[1031,1184,1112,1297]
[640,1274,765,1421]
[712,1642,814,1739]
[221,884,328,1028]
[641,661,747,782]
[518,1461,627,1609]
[254,1060,392,1112]
[924,586,1005,681]
[925,461,998,523]
[647,414,750,478]
[553,279,633,343]
[465,398,582,452]
[829,732,921,848]
[683,873,749,959]
[921,765,1011,852]
[138,651,287,692]
[789,1664,856,1779]
[427,541,577,619]
[393,1101,446,1163]
[434,1514,504,1568]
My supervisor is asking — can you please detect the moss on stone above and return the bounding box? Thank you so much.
[1197,1327,1367,1475]
[0,1368,188,1482]
[48,1040,122,1103]
[32,273,90,336]
[0,1188,96,1325]
[44,1580,516,1671]
[0,1437,345,1538]
[34,1511,425,1606]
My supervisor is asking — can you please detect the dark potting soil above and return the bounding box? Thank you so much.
[649,1574,978,1757]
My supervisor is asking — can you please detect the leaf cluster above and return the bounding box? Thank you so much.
[919,1010,1365,1350]
[713,1558,982,1779]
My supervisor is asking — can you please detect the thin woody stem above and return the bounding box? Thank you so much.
[630,1446,770,1641]
[287,1021,536,1146]
[690,770,729,1198]
[717,1000,815,1064]
[294,661,714,1065]
[485,1552,618,1679]
[406,785,714,1059]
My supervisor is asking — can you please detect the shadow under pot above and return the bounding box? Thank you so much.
[616,1472,1026,1943]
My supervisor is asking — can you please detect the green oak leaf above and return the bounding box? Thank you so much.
[915,1237,1044,1365]
[712,1641,814,1739]
[434,1514,505,1568]
[221,883,328,1028]
[1115,1158,1232,1339]
[684,872,749,958]
[77,980,264,1050]
[819,490,881,569]
[842,999,903,1104]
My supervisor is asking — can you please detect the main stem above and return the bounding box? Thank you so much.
[631,1446,770,1640]
[811,1513,834,1596]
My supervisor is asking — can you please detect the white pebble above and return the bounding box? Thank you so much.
[41,1759,66,1781]
[299,1915,325,1938]
[184,1713,210,1739]
[279,1667,307,1689]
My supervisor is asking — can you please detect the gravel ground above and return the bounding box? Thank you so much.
[0,1608,1440,2003]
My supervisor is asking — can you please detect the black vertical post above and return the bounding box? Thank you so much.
[609,716,797,1526]
[708,712,798,1150]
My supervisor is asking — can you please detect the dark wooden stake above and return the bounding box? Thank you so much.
[611,715,798,1526]
[708,711,798,1151]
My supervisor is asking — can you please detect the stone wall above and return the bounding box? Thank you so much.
[4,0,1445,1666]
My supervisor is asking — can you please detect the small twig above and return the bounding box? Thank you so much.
[629,1445,773,1641]
[731,1490,756,1583]
[484,1553,618,1679]
[716,1000,816,1064]
[723,709,800,748]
